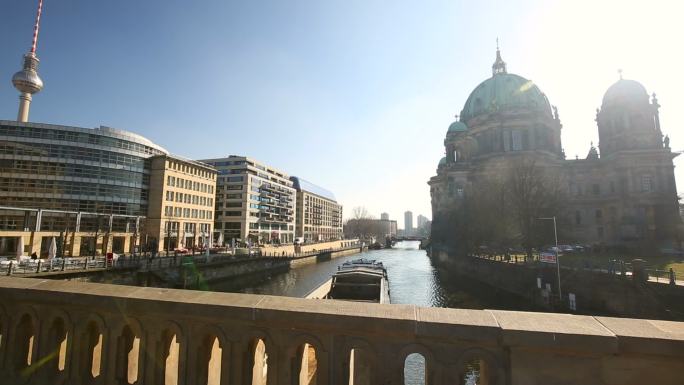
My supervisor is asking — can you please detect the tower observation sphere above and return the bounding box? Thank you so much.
[12,0,45,122]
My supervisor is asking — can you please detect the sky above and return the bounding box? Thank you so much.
[1,0,683,226]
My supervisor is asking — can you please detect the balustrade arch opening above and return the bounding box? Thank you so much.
[45,316,69,374]
[153,327,182,385]
[14,313,36,375]
[78,319,105,381]
[195,334,223,385]
[291,342,319,385]
[249,338,269,385]
[115,324,141,384]
[456,348,504,385]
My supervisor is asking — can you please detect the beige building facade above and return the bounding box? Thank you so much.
[146,155,217,253]
[201,156,296,245]
[290,177,343,242]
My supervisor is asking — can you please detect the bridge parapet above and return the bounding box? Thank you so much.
[0,277,682,384]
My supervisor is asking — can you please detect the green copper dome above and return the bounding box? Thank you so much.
[459,50,551,123]
[460,73,552,122]
[438,156,446,166]
[447,120,467,133]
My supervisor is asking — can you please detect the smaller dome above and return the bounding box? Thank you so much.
[602,79,648,107]
[438,157,446,166]
[448,121,467,133]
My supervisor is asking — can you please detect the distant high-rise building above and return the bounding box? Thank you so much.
[404,211,413,231]
[417,214,428,229]
[380,212,389,220]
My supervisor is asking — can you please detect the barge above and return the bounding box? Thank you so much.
[306,258,390,303]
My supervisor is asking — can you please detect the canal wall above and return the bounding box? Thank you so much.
[192,246,362,289]
[432,249,684,320]
[261,240,359,256]
[55,244,364,290]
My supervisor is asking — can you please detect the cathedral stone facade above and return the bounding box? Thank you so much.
[429,49,680,251]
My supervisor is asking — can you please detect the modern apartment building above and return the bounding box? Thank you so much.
[201,156,296,245]
[146,155,217,253]
[290,177,343,242]
[417,214,428,229]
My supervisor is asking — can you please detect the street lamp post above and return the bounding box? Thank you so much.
[539,216,561,299]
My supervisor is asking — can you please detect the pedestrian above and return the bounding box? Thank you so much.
[30,251,38,260]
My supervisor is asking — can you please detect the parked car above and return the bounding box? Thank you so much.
[572,245,585,252]
[558,245,573,253]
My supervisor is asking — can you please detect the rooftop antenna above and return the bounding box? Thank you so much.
[12,0,45,122]
[618,69,623,80]
[30,0,44,53]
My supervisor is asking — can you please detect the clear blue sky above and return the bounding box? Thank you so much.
[2,0,683,225]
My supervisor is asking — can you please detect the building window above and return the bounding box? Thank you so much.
[592,184,600,195]
[641,175,653,192]
[575,210,582,225]
[597,227,604,238]
[512,130,522,151]
[610,181,615,194]
[595,209,602,220]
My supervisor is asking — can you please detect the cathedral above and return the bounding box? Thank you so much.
[429,48,680,251]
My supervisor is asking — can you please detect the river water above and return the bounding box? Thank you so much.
[212,240,530,311]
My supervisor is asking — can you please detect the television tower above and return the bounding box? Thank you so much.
[12,0,45,122]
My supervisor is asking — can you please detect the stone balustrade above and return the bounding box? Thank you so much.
[0,277,683,385]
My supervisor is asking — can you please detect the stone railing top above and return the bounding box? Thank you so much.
[1,277,683,357]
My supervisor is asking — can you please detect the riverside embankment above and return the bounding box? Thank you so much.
[17,240,363,289]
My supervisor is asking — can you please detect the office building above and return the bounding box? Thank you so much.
[146,155,217,252]
[380,212,389,220]
[201,156,296,244]
[290,177,343,242]
[0,121,177,256]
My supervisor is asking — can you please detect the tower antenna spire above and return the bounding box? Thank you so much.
[12,0,45,122]
[30,0,44,53]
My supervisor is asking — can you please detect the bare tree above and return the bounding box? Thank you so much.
[432,157,566,258]
[344,206,382,240]
[505,157,565,260]
[352,206,373,220]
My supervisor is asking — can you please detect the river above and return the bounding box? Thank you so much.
[211,240,531,311]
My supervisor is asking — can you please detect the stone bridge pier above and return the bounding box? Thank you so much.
[0,277,682,385]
